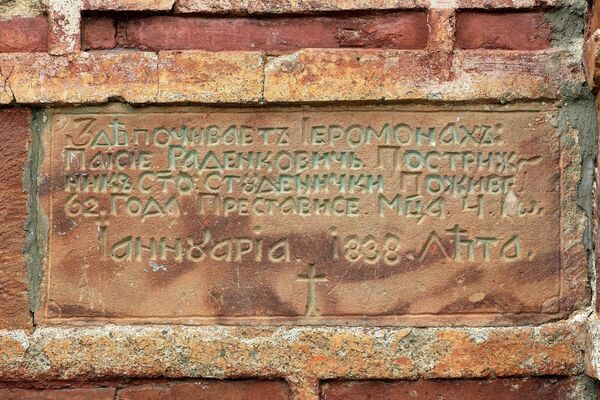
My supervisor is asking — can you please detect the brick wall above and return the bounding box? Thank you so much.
[0,0,598,399]
[0,10,562,53]
[0,380,290,399]
[0,378,587,399]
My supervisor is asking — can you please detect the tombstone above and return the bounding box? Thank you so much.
[0,0,597,399]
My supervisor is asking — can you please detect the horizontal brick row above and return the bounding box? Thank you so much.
[175,0,427,13]
[0,323,585,380]
[0,49,575,105]
[322,378,581,399]
[0,378,583,399]
[100,13,430,51]
[84,12,551,51]
[0,12,553,53]
[174,0,562,12]
[0,381,289,399]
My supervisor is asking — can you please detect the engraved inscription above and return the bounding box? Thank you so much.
[41,107,564,325]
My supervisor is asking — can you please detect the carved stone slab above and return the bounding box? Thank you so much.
[37,105,578,325]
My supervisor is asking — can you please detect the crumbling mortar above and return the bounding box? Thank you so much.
[29,323,585,364]
[154,51,160,102]
[572,375,598,399]
[259,53,267,105]
[558,83,598,310]
[567,307,594,372]
[546,3,586,64]
[286,375,319,400]
[0,0,44,21]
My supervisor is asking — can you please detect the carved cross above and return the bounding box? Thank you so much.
[296,264,328,317]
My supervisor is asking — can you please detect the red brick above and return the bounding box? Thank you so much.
[331,13,428,48]
[117,380,290,400]
[82,18,116,50]
[0,387,114,399]
[456,12,551,50]
[0,108,31,329]
[0,17,48,53]
[321,378,578,400]
[116,12,428,51]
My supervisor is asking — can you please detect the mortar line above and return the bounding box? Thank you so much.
[25,109,46,326]
[287,376,319,400]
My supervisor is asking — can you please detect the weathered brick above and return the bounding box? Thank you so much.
[0,323,584,380]
[335,13,428,49]
[426,324,583,377]
[82,0,174,10]
[175,0,426,13]
[117,380,290,400]
[157,51,263,102]
[0,388,114,399]
[263,49,573,103]
[321,378,579,400]
[0,51,263,104]
[116,13,428,51]
[427,9,455,51]
[0,108,30,329]
[0,17,48,52]
[0,52,158,104]
[0,48,582,105]
[456,12,551,50]
[175,0,571,13]
[455,0,545,7]
[82,18,116,50]
[47,0,81,55]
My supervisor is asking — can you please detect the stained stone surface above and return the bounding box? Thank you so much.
[38,105,573,325]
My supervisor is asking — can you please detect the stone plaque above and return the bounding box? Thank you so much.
[39,106,571,325]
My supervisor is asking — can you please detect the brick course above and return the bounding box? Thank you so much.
[0,12,560,54]
[0,378,584,399]
[98,13,429,51]
[321,378,580,400]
